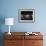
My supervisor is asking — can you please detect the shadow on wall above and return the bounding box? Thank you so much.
[0,16,5,46]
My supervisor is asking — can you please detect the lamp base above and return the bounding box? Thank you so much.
[8,32,11,35]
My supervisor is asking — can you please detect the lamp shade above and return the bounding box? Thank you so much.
[5,18,14,25]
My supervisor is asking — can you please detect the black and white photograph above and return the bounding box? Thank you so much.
[18,9,35,23]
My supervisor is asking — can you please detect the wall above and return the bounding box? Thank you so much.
[0,0,46,32]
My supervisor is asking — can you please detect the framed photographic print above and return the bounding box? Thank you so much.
[18,9,35,23]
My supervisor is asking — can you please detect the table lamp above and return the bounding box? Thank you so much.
[5,18,14,35]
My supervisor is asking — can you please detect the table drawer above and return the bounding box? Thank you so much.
[4,40,24,46]
[4,35,24,40]
[4,40,16,46]
[24,40,43,46]
[25,35,43,40]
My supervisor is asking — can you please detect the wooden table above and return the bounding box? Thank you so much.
[4,32,43,46]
